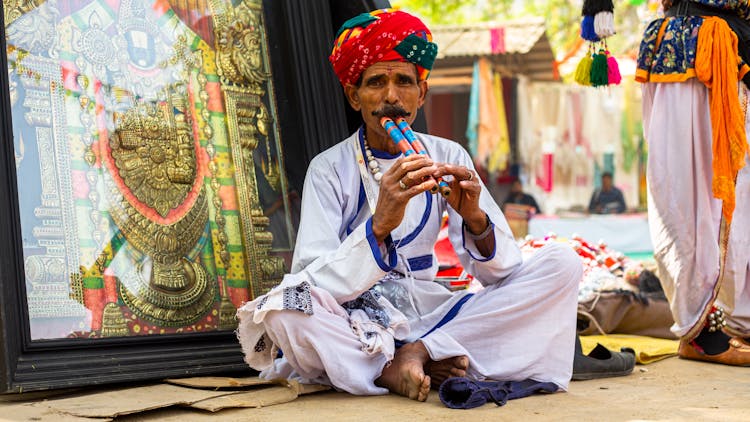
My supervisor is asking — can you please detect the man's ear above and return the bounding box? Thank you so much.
[344,84,361,111]
[417,80,429,108]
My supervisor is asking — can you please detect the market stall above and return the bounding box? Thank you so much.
[529,213,653,254]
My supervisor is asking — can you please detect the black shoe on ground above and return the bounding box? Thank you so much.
[572,336,636,381]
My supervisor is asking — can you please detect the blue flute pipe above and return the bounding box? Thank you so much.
[395,117,451,197]
[380,117,416,156]
[380,117,440,194]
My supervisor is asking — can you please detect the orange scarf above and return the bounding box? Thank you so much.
[695,17,749,224]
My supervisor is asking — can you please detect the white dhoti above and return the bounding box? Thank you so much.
[642,78,750,338]
[238,131,582,396]
[240,243,581,394]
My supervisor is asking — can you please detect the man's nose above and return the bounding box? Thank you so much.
[384,82,399,103]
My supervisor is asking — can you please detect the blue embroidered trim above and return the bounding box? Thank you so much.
[358,125,432,249]
[462,219,497,262]
[407,254,434,271]
[370,147,401,159]
[423,293,475,337]
[366,217,397,272]
[393,191,432,247]
[346,182,367,235]
[396,293,475,348]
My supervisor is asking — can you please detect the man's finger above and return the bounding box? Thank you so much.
[404,178,437,196]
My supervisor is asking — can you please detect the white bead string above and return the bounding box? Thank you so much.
[363,132,383,183]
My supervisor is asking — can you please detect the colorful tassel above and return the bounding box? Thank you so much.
[575,54,593,86]
[590,49,609,87]
[594,11,616,39]
[606,52,621,85]
[581,15,599,42]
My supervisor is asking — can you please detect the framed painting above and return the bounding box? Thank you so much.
[0,0,356,393]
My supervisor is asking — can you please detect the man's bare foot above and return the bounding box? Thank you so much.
[376,341,431,401]
[425,355,469,389]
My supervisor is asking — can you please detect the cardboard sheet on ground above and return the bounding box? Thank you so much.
[189,386,298,412]
[44,377,329,418]
[164,376,330,395]
[44,384,234,418]
[164,375,282,389]
[580,334,679,364]
[0,401,108,422]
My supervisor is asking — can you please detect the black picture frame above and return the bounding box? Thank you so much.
[0,0,385,394]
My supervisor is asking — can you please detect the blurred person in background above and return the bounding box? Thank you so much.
[587,172,626,214]
[502,179,541,215]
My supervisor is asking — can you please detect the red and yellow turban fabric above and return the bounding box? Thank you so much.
[329,9,438,87]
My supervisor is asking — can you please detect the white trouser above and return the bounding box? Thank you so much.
[260,243,581,394]
[642,79,750,337]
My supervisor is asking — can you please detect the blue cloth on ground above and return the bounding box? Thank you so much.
[438,377,558,409]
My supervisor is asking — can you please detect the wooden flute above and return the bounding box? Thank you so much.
[380,117,451,197]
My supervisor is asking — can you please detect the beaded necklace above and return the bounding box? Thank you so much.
[356,128,433,247]
[363,131,384,183]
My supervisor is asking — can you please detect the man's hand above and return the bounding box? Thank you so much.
[371,154,437,242]
[433,163,494,257]
[433,163,487,234]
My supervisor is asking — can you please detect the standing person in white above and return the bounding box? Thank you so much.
[638,0,750,365]
[237,8,582,401]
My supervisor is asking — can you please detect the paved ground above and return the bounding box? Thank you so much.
[2,355,749,421]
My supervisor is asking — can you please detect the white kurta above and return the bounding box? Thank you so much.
[237,130,581,393]
[641,79,750,338]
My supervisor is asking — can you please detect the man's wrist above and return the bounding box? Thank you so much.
[464,212,491,237]
[371,218,390,244]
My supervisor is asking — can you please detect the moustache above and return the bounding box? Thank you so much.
[372,105,411,119]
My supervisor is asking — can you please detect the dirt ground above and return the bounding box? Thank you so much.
[1,355,749,422]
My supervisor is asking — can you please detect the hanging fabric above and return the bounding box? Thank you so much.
[487,71,511,173]
[476,57,500,168]
[465,60,480,158]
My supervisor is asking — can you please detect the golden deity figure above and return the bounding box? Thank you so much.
[105,92,215,327]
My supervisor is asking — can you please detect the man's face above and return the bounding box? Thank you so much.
[344,61,428,137]
[602,175,613,190]
[511,181,522,194]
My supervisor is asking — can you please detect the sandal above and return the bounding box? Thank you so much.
[678,337,750,366]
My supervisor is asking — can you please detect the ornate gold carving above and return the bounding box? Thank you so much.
[218,295,237,331]
[257,103,281,192]
[215,4,268,92]
[106,89,214,327]
[101,302,129,337]
[68,272,83,306]
[111,101,196,218]
[210,0,287,300]
[260,257,285,279]
[118,258,215,327]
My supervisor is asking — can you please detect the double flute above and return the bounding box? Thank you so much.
[380,116,451,197]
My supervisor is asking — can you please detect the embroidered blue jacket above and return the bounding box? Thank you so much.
[636,0,750,83]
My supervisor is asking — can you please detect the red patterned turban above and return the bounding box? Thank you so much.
[329,9,438,86]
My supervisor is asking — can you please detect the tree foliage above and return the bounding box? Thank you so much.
[390,0,648,57]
